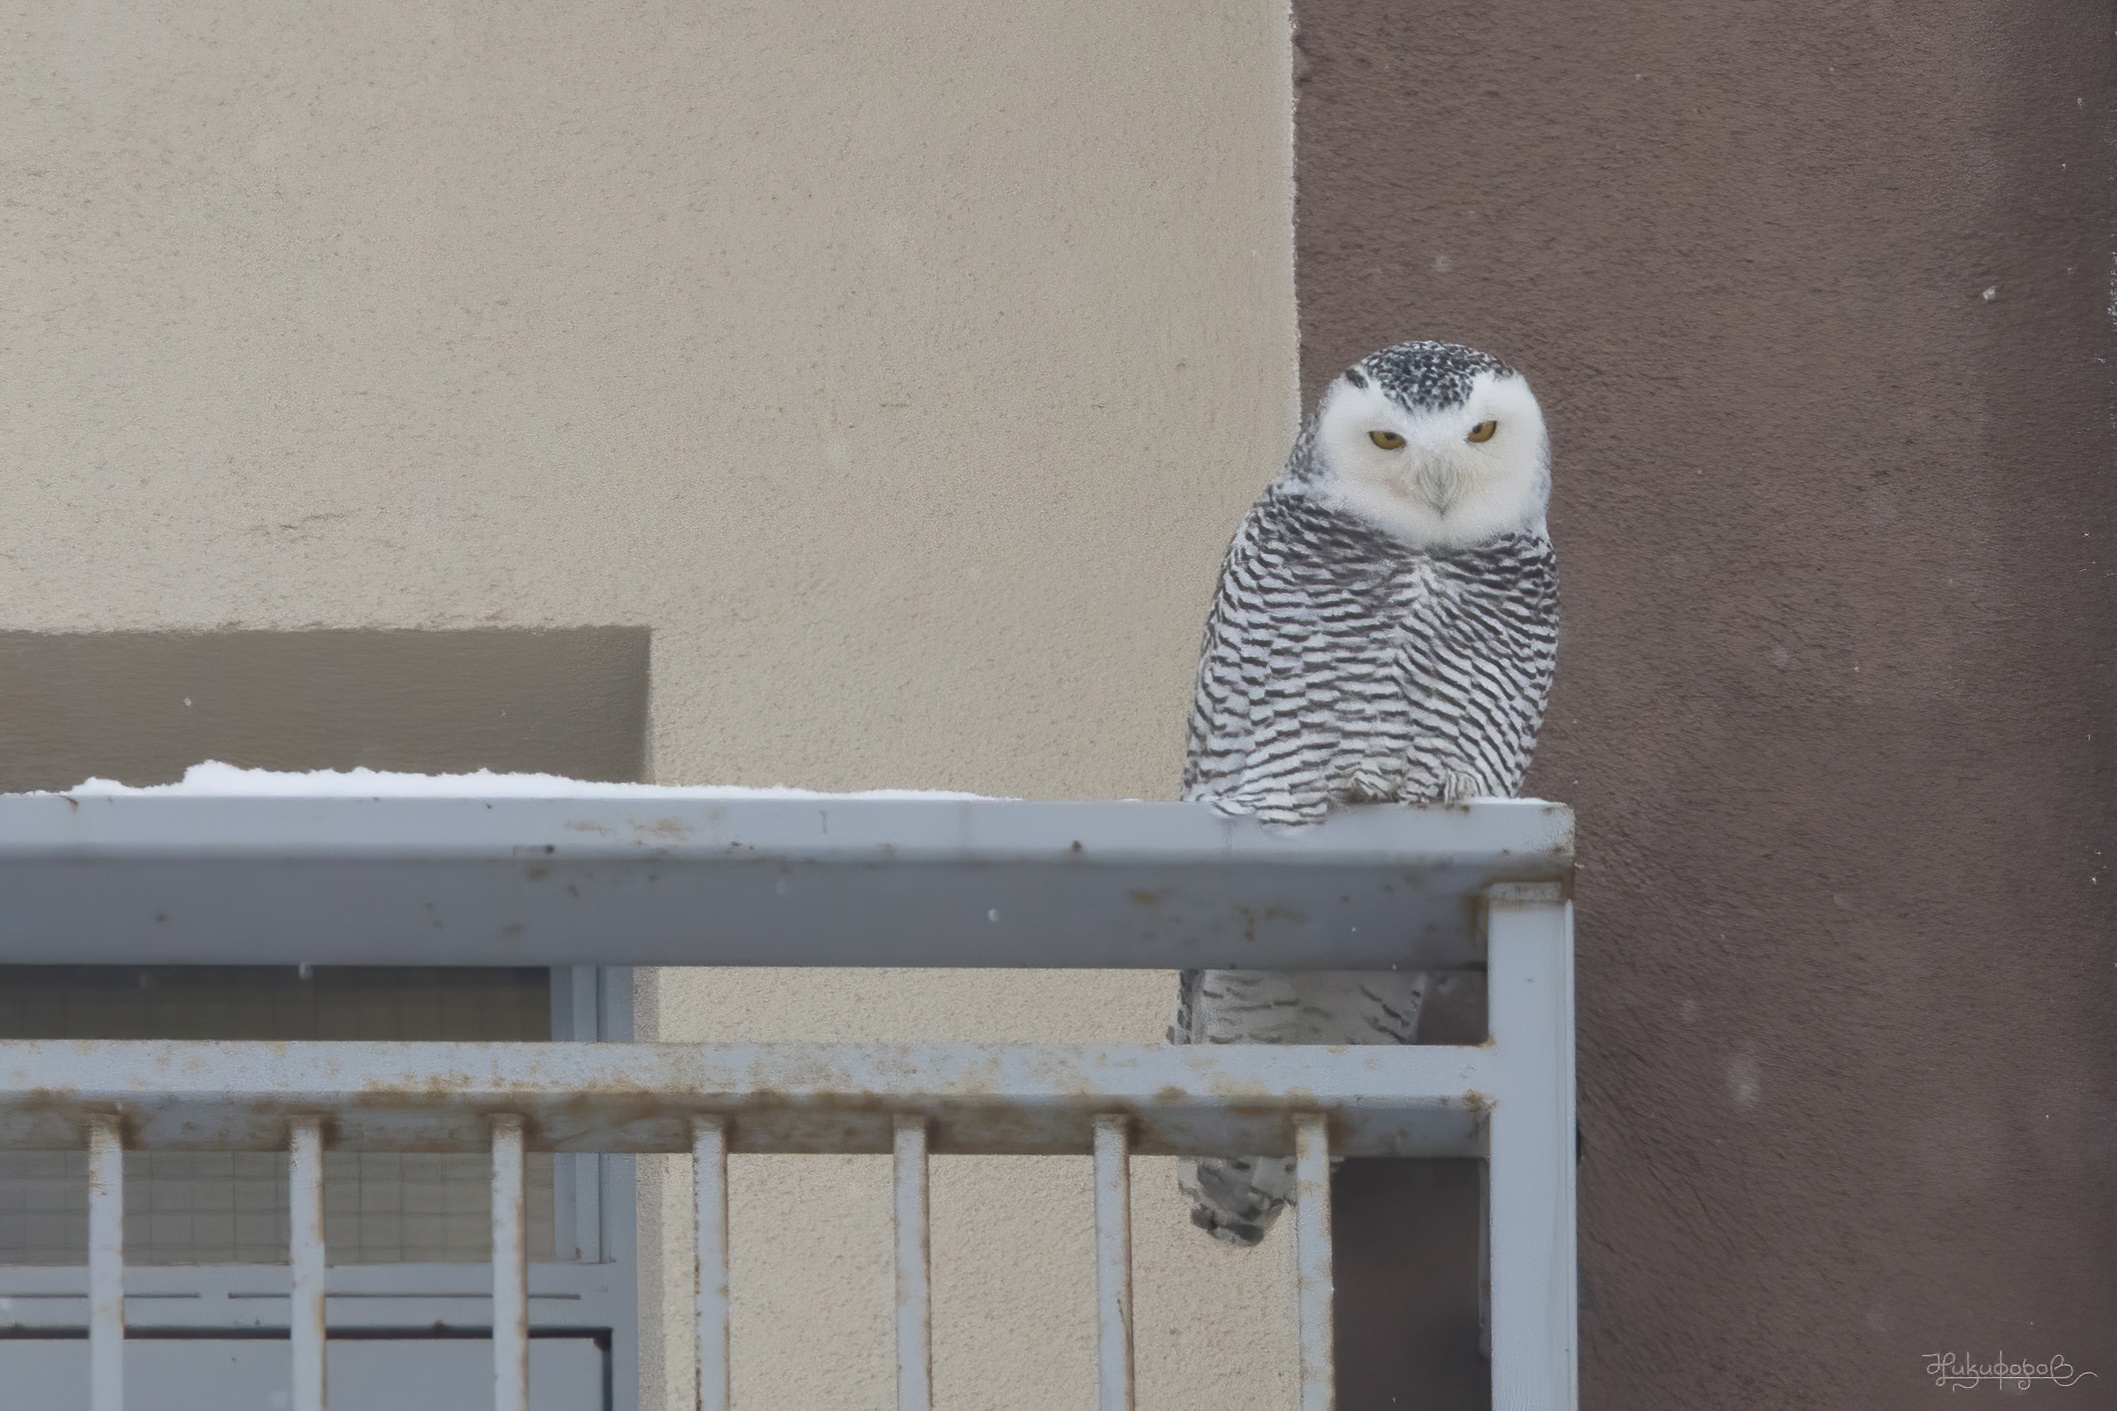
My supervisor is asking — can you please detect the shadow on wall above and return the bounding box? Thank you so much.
[0,628,651,791]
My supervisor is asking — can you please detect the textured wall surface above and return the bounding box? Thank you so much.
[1294,1,2117,1405]
[0,0,1295,801]
[0,2,1301,1406]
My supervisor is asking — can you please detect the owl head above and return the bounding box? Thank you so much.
[1306,340,1550,550]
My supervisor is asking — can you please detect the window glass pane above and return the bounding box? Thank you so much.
[0,966,555,1265]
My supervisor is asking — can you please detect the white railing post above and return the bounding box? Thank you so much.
[893,1115,932,1411]
[1092,1115,1134,1411]
[491,1114,528,1411]
[693,1116,731,1411]
[289,1115,328,1411]
[1292,1113,1334,1411]
[1486,882,1578,1411]
[87,1114,124,1411]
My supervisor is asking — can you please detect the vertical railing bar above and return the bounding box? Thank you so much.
[1477,1158,1492,1362]
[693,1117,731,1411]
[1293,1113,1335,1411]
[1092,1115,1135,1411]
[289,1116,328,1411]
[567,966,604,1264]
[548,971,579,1262]
[87,1114,124,1411]
[1486,886,1579,1410]
[893,1115,932,1411]
[491,1114,528,1411]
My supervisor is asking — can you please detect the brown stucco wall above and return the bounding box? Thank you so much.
[1294,2,2117,1405]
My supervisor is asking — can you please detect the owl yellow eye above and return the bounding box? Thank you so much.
[1368,430,1406,450]
[1466,420,1498,443]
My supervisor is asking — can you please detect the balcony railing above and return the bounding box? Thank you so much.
[0,792,1576,1411]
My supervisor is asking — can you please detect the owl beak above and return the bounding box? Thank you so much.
[1412,460,1465,515]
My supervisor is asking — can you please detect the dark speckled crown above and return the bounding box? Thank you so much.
[1343,340,1514,411]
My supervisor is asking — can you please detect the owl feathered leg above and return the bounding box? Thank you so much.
[1172,968,1427,1245]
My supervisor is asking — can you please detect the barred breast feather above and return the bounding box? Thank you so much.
[1181,482,1559,825]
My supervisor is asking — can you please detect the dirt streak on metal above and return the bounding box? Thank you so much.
[0,1039,1450,1155]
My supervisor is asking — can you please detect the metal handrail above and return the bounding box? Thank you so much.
[0,797,1577,1411]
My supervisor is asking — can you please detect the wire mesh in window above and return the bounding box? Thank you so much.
[0,966,557,1265]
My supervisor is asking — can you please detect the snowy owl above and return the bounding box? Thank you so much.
[1174,339,1559,1244]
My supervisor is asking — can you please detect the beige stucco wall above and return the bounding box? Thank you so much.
[0,2,1299,1405]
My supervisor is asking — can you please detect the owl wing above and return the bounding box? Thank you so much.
[1182,500,1404,824]
[1388,533,1560,800]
